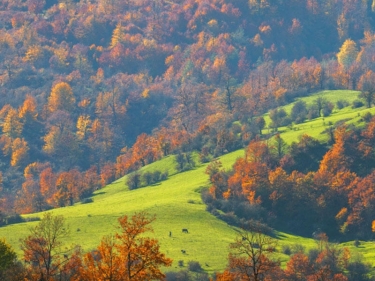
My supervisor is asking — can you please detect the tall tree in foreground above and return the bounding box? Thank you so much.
[76,212,172,281]
[216,231,283,281]
[20,213,70,281]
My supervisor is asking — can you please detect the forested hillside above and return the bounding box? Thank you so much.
[1,0,375,217]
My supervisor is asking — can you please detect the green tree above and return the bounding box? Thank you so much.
[314,96,327,117]
[0,238,17,277]
[291,100,308,123]
[272,133,288,159]
[255,117,266,135]
[269,108,288,130]
[359,70,375,108]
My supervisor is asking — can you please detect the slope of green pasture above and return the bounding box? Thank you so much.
[2,153,246,273]
[264,90,375,144]
[2,89,375,274]
[0,150,314,273]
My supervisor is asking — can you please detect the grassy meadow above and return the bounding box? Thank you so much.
[3,89,375,274]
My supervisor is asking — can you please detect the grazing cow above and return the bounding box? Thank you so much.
[181,250,186,254]
[182,228,188,233]
[169,231,172,237]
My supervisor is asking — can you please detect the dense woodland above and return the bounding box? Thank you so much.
[2,0,375,237]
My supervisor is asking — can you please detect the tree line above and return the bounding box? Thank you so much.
[204,114,375,241]
[0,213,373,281]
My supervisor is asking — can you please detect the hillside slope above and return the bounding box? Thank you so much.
[3,90,375,273]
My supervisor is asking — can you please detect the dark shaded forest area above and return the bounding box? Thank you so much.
[1,0,375,221]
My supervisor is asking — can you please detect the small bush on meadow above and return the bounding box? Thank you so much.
[143,172,153,186]
[160,171,169,181]
[165,270,193,281]
[127,172,142,190]
[291,100,308,124]
[24,217,41,222]
[352,100,364,108]
[152,170,162,182]
[307,105,320,120]
[176,152,195,172]
[336,99,349,109]
[354,239,360,247]
[188,261,203,272]
[81,198,93,204]
[322,102,334,116]
[4,214,24,225]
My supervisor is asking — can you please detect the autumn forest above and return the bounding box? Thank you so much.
[2,0,375,279]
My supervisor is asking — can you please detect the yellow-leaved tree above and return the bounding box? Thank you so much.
[48,82,76,113]
[337,39,358,70]
[10,138,29,167]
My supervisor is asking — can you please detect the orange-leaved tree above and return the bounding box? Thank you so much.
[20,213,71,281]
[75,212,172,281]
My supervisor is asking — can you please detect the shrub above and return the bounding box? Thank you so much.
[143,172,153,185]
[219,212,238,225]
[176,152,186,171]
[152,170,162,182]
[352,100,364,108]
[291,100,308,124]
[346,260,373,281]
[322,102,334,117]
[336,99,349,109]
[307,105,320,120]
[269,108,288,129]
[127,173,142,190]
[282,245,292,255]
[354,239,360,247]
[188,261,203,272]
[81,198,93,204]
[176,152,195,171]
[244,219,274,236]
[24,217,41,222]
[4,214,24,225]
[280,116,292,126]
[363,112,372,122]
[165,270,190,281]
[160,171,169,181]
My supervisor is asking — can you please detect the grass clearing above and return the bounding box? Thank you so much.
[2,89,375,273]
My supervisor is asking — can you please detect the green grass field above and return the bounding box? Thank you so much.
[3,89,375,274]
